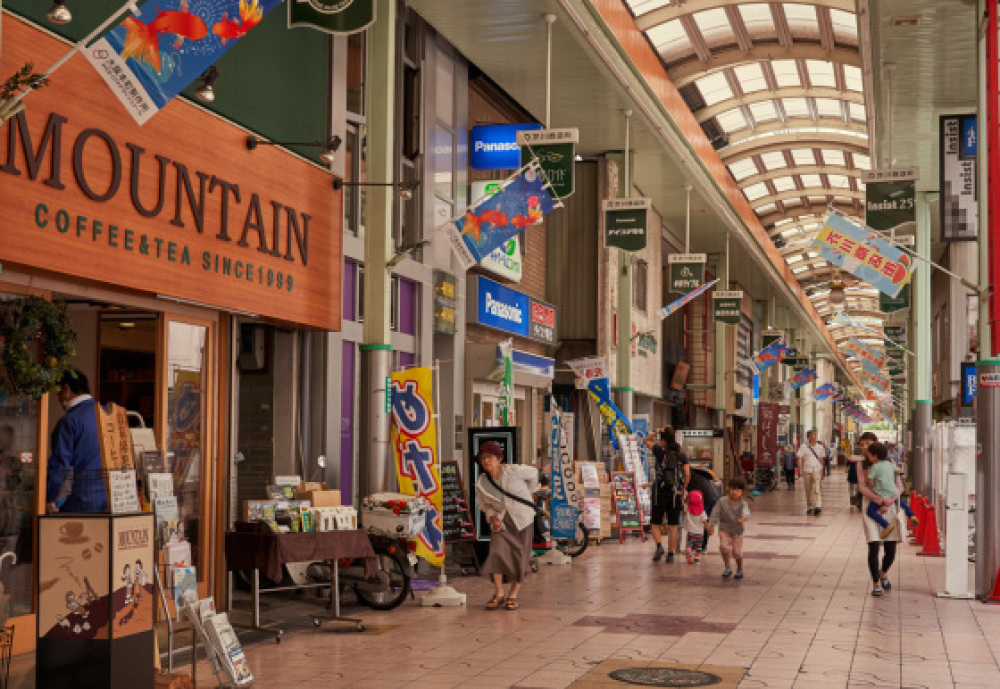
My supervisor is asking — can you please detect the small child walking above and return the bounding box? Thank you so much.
[865,441,918,539]
[683,490,709,563]
[707,477,750,579]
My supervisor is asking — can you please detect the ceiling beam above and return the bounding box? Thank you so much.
[720,132,869,162]
[758,201,857,227]
[725,117,867,144]
[750,187,864,209]
[695,86,865,122]
[740,165,863,187]
[635,0,856,31]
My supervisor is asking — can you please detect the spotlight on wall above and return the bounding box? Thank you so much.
[194,66,220,103]
[46,0,72,24]
[332,177,419,199]
[245,134,342,165]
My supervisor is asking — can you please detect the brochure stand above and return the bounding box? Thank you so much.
[183,603,253,687]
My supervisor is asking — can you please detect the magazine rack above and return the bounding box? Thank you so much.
[182,603,252,688]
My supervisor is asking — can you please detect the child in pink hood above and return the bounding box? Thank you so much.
[683,490,708,564]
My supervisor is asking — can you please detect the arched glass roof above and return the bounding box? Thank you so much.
[627,0,881,352]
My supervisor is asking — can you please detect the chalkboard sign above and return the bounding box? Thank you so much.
[440,461,475,542]
[611,471,645,543]
[467,426,519,542]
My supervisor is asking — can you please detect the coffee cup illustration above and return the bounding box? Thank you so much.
[58,522,89,545]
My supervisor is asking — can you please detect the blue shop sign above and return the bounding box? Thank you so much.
[474,276,529,338]
[961,361,977,406]
[470,123,543,170]
[962,116,978,157]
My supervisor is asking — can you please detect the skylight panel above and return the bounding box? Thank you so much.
[849,102,867,122]
[728,159,758,180]
[627,0,670,16]
[853,154,871,170]
[767,177,793,193]
[827,174,850,189]
[716,108,749,132]
[830,9,859,43]
[844,66,864,92]
[748,100,778,123]
[820,149,846,166]
[695,73,735,106]
[693,8,734,47]
[791,149,816,165]
[783,4,820,36]
[814,98,842,117]
[771,60,801,88]
[805,60,837,88]
[733,63,767,94]
[756,203,777,216]
[782,97,810,117]
[738,4,775,39]
[800,173,823,188]
[743,182,770,201]
[647,20,691,62]
[759,151,788,171]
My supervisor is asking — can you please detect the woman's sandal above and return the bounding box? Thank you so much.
[505,597,519,610]
[485,594,505,610]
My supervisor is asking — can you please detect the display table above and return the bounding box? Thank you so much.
[224,530,376,636]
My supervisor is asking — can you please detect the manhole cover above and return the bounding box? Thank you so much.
[608,667,722,687]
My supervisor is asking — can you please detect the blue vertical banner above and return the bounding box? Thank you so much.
[549,402,578,540]
[586,378,633,449]
[86,0,283,125]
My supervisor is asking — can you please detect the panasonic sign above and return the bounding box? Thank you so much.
[470,123,543,170]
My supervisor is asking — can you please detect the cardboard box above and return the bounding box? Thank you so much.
[295,481,341,507]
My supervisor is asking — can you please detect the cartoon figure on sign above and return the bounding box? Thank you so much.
[121,564,133,605]
[134,559,146,602]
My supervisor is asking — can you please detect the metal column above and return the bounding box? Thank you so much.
[913,191,933,495]
[976,361,1000,598]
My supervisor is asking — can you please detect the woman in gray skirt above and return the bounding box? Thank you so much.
[474,441,540,610]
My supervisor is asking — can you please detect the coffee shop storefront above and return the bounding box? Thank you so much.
[0,15,342,654]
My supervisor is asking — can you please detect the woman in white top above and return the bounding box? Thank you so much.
[474,440,540,611]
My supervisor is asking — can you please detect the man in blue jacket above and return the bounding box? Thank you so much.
[46,369,106,513]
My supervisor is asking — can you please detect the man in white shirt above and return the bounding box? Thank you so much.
[797,430,824,516]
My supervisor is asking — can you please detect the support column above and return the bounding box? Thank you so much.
[358,0,396,497]
[913,191,933,495]
[615,249,634,421]
[976,360,1000,598]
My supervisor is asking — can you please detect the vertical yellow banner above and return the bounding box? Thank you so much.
[389,368,443,566]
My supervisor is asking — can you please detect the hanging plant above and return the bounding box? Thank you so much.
[0,62,49,125]
[0,297,77,399]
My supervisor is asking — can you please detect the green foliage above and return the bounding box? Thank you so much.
[0,297,78,399]
[0,62,49,101]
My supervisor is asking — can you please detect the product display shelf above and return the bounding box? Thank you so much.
[182,604,251,688]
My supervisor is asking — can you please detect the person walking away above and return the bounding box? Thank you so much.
[46,369,106,514]
[797,430,824,516]
[821,440,833,477]
[780,445,797,489]
[863,442,919,539]
[687,467,719,552]
[682,490,708,563]
[707,477,750,579]
[474,441,540,610]
[643,428,690,563]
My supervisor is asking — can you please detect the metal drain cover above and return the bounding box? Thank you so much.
[608,667,723,687]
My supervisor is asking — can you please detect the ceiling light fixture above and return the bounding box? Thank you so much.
[828,281,847,306]
[245,134,342,165]
[46,0,72,23]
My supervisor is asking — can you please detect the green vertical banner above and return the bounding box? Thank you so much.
[668,253,707,293]
[713,290,743,324]
[603,198,650,251]
[288,0,376,34]
[518,128,579,199]
[498,340,514,426]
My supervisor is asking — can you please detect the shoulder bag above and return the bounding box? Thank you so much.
[485,474,546,536]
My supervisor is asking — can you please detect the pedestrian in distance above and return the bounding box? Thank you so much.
[683,490,708,564]
[797,430,825,515]
[687,467,719,552]
[821,440,833,477]
[474,441,540,611]
[863,441,919,539]
[780,444,797,489]
[707,476,750,579]
[643,427,690,564]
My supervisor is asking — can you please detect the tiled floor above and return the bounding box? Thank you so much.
[186,471,1000,688]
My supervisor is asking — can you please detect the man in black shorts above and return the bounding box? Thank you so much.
[644,427,690,563]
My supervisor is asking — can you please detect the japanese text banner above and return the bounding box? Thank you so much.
[390,368,443,567]
[812,214,913,297]
[86,0,283,125]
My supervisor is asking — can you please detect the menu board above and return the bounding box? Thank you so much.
[610,471,642,536]
[440,461,475,542]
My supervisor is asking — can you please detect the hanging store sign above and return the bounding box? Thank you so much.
[961,362,977,405]
[471,181,522,282]
[529,298,558,345]
[603,198,649,251]
[755,402,780,468]
[470,123,543,170]
[813,214,913,298]
[518,128,578,199]
[713,290,743,324]
[862,168,919,183]
[668,253,706,293]
[468,276,557,345]
[288,0,376,34]
[940,115,978,241]
[761,330,784,349]
[865,178,915,239]
[0,17,342,330]
[884,325,907,346]
[567,356,608,389]
[879,284,910,313]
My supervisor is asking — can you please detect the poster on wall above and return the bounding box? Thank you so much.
[939,115,978,241]
[38,518,110,640]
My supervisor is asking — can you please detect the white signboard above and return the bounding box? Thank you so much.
[567,356,609,389]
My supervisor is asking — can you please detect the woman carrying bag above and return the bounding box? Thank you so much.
[474,441,540,611]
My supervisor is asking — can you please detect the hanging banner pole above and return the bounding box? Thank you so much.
[544,13,555,129]
[684,184,692,253]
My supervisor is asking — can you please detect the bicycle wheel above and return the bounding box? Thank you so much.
[353,551,410,610]
[556,523,589,558]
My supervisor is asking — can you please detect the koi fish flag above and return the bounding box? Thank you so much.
[812,214,913,298]
[658,279,718,320]
[789,367,817,391]
[86,0,282,125]
[445,161,558,271]
[751,339,791,374]
[813,383,838,401]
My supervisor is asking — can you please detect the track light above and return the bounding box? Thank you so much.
[333,178,418,199]
[46,0,72,24]
[245,134,342,165]
[194,66,220,103]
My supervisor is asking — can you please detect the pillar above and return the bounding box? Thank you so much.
[976,360,1000,598]
[615,249,634,421]
[913,191,933,495]
[358,0,396,497]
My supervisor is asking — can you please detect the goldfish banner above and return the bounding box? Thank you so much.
[86,0,282,125]
[390,367,443,567]
[751,339,791,374]
[445,161,559,271]
[812,214,913,298]
[788,367,817,391]
[813,383,838,401]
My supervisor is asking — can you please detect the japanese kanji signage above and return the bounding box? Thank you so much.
[603,198,650,251]
[880,284,910,313]
[668,253,707,293]
[813,213,913,298]
[756,402,780,468]
[518,128,579,199]
[713,290,743,324]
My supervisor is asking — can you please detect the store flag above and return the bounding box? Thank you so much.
[549,401,579,540]
[288,0,375,34]
[445,161,559,270]
[389,367,443,567]
[751,339,791,374]
[813,383,838,401]
[812,214,913,298]
[85,0,283,126]
[497,340,514,426]
[842,337,886,370]
[586,378,634,450]
[658,279,718,320]
[789,367,817,391]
